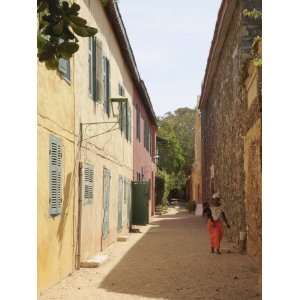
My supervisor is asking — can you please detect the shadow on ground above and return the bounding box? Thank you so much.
[99,208,261,300]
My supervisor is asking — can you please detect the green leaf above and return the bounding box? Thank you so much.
[38,50,54,62]
[52,20,64,35]
[45,58,59,70]
[57,41,79,58]
[37,0,48,13]
[37,34,48,49]
[69,15,87,26]
[70,24,90,37]
[85,26,98,36]
[68,3,81,14]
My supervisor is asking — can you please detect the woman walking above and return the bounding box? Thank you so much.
[205,192,230,254]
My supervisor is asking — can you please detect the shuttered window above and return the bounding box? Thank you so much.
[58,38,71,81]
[119,84,125,133]
[136,106,141,141]
[88,37,102,101]
[83,164,94,205]
[144,121,150,151]
[103,57,111,116]
[49,135,63,216]
[126,105,132,142]
[58,58,70,81]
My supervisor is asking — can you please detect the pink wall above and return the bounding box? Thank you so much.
[133,88,157,216]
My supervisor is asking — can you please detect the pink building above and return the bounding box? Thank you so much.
[133,82,157,217]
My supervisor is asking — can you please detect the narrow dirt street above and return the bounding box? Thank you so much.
[40,205,261,300]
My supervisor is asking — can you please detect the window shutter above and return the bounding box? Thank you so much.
[88,37,92,96]
[92,37,97,101]
[106,59,111,116]
[96,39,103,101]
[123,102,127,138]
[128,105,132,142]
[136,107,140,141]
[49,135,62,216]
[83,164,94,204]
[58,58,70,81]
[103,57,107,112]
[118,84,123,131]
[144,120,147,148]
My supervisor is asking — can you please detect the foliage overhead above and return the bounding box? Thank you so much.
[243,8,262,67]
[158,107,196,175]
[156,107,196,200]
[37,0,101,70]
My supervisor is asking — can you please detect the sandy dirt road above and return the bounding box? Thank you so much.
[40,205,261,300]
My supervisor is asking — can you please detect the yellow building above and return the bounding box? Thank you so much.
[38,0,150,293]
[190,104,204,212]
[37,57,76,292]
[74,0,134,261]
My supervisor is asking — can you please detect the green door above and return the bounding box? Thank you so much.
[132,181,149,225]
[117,176,123,232]
[102,168,111,240]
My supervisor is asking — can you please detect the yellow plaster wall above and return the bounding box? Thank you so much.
[74,0,133,260]
[37,63,76,292]
[191,110,203,203]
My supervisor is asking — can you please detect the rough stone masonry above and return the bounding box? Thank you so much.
[200,0,261,245]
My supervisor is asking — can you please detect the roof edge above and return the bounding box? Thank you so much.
[104,0,157,126]
[198,0,237,111]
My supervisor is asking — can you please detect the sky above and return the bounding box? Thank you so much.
[118,0,222,117]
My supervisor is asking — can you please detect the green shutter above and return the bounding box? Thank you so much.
[107,59,111,116]
[92,37,97,101]
[58,58,70,81]
[102,168,111,239]
[96,39,102,101]
[117,176,123,232]
[88,37,92,96]
[128,105,132,142]
[83,164,94,205]
[49,135,62,216]
[103,57,107,111]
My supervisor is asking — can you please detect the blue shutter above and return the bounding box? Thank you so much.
[49,135,62,216]
[102,168,111,239]
[96,39,103,102]
[128,105,132,142]
[92,37,97,101]
[103,57,107,111]
[58,58,70,81]
[106,59,111,116]
[88,37,92,96]
[83,164,94,205]
[127,180,132,227]
[117,176,123,232]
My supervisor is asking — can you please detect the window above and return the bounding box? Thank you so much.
[103,57,111,116]
[88,37,102,101]
[144,120,150,152]
[58,58,71,81]
[82,164,94,205]
[49,135,63,216]
[119,84,126,133]
[126,104,131,142]
[58,38,71,81]
[136,106,140,141]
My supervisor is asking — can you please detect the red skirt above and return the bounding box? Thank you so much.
[208,219,223,249]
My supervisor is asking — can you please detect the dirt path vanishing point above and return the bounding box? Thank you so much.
[40,205,261,300]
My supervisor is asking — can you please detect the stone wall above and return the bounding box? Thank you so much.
[201,0,261,244]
